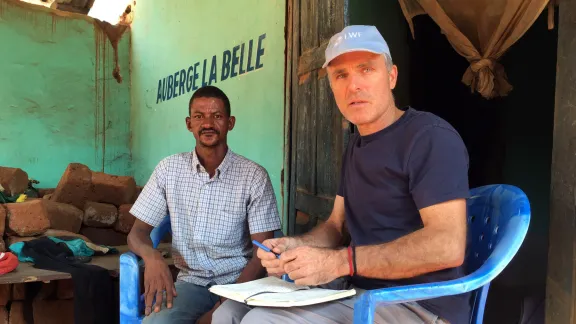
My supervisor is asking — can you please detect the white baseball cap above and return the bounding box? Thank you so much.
[323,25,391,68]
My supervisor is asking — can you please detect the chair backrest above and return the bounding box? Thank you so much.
[150,216,172,248]
[465,184,530,323]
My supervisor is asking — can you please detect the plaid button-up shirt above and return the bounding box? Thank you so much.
[130,149,281,286]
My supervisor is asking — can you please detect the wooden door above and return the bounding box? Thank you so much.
[285,0,351,235]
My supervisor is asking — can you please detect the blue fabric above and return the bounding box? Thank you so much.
[9,242,34,263]
[9,237,116,263]
[338,107,471,324]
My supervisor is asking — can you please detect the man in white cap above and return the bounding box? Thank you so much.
[213,25,470,324]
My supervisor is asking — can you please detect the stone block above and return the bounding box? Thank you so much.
[5,200,50,237]
[91,172,136,206]
[44,201,83,233]
[8,301,24,324]
[0,167,28,197]
[80,227,127,246]
[114,204,135,234]
[56,279,74,299]
[83,202,117,228]
[33,299,74,324]
[51,163,93,210]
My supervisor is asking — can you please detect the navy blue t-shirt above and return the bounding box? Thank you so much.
[338,107,471,323]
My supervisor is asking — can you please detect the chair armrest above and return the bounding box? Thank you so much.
[120,252,143,321]
[352,274,488,324]
[353,215,530,324]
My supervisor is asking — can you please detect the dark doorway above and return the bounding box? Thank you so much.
[408,10,557,324]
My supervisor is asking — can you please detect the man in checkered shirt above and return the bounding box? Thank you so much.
[127,85,282,324]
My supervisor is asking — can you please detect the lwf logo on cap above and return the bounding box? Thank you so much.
[323,25,392,69]
[344,32,362,39]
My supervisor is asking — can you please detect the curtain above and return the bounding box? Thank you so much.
[398,0,555,99]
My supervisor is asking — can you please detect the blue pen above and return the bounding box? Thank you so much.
[252,240,291,282]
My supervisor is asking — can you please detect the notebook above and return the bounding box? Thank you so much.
[208,276,357,307]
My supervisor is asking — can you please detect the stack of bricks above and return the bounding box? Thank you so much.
[0,163,143,249]
[0,281,76,324]
[0,164,143,322]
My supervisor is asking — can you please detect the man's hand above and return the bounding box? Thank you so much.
[143,253,177,316]
[257,237,298,277]
[281,246,349,286]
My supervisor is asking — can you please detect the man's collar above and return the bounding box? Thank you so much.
[191,148,235,178]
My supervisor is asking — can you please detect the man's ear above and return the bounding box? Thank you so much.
[389,65,398,90]
[185,116,193,133]
[228,116,236,131]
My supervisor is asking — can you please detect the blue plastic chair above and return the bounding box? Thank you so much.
[352,184,531,324]
[119,216,172,324]
[119,217,285,323]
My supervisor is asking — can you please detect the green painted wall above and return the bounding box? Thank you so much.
[130,0,286,221]
[0,0,132,188]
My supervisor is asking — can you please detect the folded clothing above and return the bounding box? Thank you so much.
[9,237,117,263]
[21,237,114,323]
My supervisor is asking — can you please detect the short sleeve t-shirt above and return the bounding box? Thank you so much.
[338,107,470,324]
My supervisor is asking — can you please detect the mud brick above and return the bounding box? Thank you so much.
[33,299,74,324]
[56,279,74,300]
[133,185,144,203]
[9,301,24,324]
[51,163,93,210]
[43,229,92,242]
[0,206,6,235]
[114,204,135,234]
[91,171,136,206]
[44,201,83,233]
[0,307,7,324]
[5,200,50,237]
[37,188,55,198]
[11,284,25,301]
[35,282,56,300]
[6,236,37,246]
[0,285,9,306]
[80,227,127,246]
[0,167,28,197]
[83,202,117,228]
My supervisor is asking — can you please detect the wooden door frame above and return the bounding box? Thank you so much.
[546,0,576,323]
[282,0,295,235]
[282,0,350,236]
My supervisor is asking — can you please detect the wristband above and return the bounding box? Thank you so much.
[352,245,357,276]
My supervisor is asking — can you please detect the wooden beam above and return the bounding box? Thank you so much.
[546,0,576,323]
[297,41,328,76]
